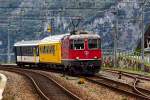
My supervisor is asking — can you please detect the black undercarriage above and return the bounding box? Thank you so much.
[16,60,101,75]
[62,60,101,75]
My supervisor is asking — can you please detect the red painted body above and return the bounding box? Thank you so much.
[61,35,102,60]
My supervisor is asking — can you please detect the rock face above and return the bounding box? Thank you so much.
[0,0,150,62]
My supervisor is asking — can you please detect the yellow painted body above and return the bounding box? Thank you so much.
[39,42,61,64]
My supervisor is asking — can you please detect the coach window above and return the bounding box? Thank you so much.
[42,46,44,54]
[41,46,43,54]
[88,39,100,49]
[27,47,29,56]
[29,47,32,56]
[49,45,55,55]
[45,46,47,54]
[40,47,42,54]
[43,46,46,54]
[74,39,84,50]
[45,46,48,54]
[43,46,45,54]
[46,46,49,54]
[40,47,43,54]
[36,47,39,56]
[23,47,25,56]
[22,47,26,56]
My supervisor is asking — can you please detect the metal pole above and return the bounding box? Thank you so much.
[116,17,118,67]
[7,17,11,63]
[44,0,48,35]
[141,0,147,71]
[141,6,145,71]
[113,21,117,67]
[112,9,118,68]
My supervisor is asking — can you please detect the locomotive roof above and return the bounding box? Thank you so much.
[14,40,40,47]
[40,32,100,43]
[69,33,100,39]
[40,34,69,43]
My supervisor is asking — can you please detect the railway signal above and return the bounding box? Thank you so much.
[47,24,52,33]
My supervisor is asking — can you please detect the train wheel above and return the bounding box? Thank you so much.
[20,64,25,68]
[62,66,66,77]
[17,64,21,67]
[68,66,72,75]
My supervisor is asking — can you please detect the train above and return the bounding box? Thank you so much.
[14,31,102,74]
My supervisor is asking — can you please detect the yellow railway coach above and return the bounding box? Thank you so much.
[39,34,68,64]
[39,42,61,64]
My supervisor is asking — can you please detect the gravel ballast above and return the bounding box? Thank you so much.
[0,70,41,100]
[40,71,137,100]
[0,69,139,100]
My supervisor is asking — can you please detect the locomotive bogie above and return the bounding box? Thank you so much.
[62,60,101,74]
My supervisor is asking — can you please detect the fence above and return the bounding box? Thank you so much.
[102,49,150,72]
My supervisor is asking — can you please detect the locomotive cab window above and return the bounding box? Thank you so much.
[70,40,73,49]
[88,39,100,49]
[70,39,84,50]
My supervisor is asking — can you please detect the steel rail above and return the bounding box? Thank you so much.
[85,75,150,100]
[0,67,49,100]
[37,71,82,100]
[133,78,150,99]
[22,71,50,100]
[103,68,150,81]
[102,69,150,99]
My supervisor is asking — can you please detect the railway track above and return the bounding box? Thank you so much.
[103,68,150,82]
[85,74,150,100]
[1,64,150,99]
[0,65,81,100]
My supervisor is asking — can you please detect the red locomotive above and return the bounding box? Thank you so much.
[61,31,102,74]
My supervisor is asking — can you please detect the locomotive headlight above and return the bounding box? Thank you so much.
[94,56,98,59]
[76,57,80,60]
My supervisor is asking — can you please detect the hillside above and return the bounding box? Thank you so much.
[0,0,150,62]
